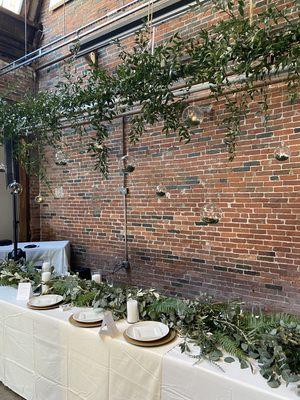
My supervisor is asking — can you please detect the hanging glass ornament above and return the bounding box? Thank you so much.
[0,162,6,173]
[55,150,68,166]
[119,154,136,174]
[156,184,167,198]
[182,105,204,126]
[274,142,291,161]
[201,201,222,224]
[35,194,44,204]
[8,181,23,195]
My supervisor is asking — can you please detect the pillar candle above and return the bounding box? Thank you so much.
[92,273,102,284]
[42,261,51,272]
[42,271,51,283]
[127,299,139,324]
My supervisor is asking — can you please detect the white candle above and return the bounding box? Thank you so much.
[42,261,51,272]
[127,299,139,324]
[42,271,51,283]
[92,272,102,284]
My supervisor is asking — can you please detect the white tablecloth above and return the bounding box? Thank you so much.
[0,286,178,400]
[0,241,70,275]
[0,286,298,400]
[162,345,299,400]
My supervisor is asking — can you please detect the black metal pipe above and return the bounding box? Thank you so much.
[12,193,18,260]
[122,116,129,262]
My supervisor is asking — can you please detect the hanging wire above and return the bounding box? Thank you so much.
[249,0,253,25]
[63,0,66,36]
[24,0,28,55]
[147,0,155,55]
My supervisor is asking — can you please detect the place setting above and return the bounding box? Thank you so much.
[27,294,64,310]
[69,308,104,328]
[123,321,176,347]
[122,298,176,347]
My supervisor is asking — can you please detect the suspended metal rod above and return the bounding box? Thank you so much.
[0,0,161,76]
[24,0,28,55]
[35,1,192,72]
[46,70,290,133]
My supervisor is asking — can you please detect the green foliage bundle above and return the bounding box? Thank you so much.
[0,0,299,179]
[0,259,299,390]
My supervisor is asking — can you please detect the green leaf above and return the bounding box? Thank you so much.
[267,379,280,389]
[224,357,235,363]
[239,359,249,369]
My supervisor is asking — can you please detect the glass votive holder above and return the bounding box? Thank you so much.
[91,270,102,284]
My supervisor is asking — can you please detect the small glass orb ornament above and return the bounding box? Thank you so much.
[182,105,204,126]
[8,180,23,195]
[156,184,167,198]
[201,202,222,224]
[274,142,291,161]
[0,162,6,173]
[35,194,44,204]
[119,154,136,174]
[93,142,103,151]
[54,150,68,166]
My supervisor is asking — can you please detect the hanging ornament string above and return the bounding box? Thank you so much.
[147,0,155,55]
[63,0,66,36]
[24,0,28,55]
[249,0,253,25]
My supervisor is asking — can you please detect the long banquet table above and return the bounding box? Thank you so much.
[0,286,298,400]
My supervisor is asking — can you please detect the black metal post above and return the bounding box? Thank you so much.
[12,193,18,260]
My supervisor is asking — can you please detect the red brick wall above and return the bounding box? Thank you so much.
[34,0,300,313]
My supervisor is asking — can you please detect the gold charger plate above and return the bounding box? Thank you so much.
[123,329,176,347]
[68,314,102,328]
[27,301,63,310]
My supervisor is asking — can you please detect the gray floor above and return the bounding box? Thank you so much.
[0,383,24,399]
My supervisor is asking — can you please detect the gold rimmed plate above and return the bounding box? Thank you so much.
[126,321,169,342]
[28,294,64,308]
[72,308,104,324]
[123,329,176,347]
[27,301,63,310]
[69,314,102,328]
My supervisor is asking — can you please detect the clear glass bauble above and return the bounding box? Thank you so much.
[0,162,6,173]
[35,194,44,204]
[156,184,166,198]
[119,154,136,174]
[8,181,23,195]
[201,202,222,224]
[55,150,68,166]
[182,105,204,126]
[274,142,291,161]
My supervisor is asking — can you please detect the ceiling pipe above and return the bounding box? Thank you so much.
[36,0,195,72]
[0,0,163,76]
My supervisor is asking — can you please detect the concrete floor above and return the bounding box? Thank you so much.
[0,383,24,399]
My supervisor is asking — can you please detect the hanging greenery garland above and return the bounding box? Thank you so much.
[0,0,299,179]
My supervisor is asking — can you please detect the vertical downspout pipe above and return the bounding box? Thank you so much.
[121,116,130,269]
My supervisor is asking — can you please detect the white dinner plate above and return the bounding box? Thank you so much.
[73,308,104,323]
[28,294,64,308]
[126,321,169,342]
